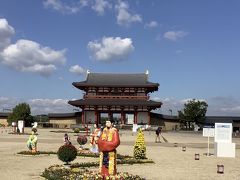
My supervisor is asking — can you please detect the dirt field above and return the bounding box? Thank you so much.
[0,127,239,180]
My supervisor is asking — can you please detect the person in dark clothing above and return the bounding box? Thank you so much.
[155,127,162,143]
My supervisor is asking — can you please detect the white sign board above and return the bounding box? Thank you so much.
[203,128,215,137]
[214,123,232,143]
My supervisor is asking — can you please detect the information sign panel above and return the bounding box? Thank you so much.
[203,128,215,137]
[214,123,232,143]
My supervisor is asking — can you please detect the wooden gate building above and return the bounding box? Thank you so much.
[68,71,162,125]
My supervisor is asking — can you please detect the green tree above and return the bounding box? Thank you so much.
[178,99,208,130]
[7,103,33,127]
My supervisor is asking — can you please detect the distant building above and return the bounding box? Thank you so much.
[47,112,240,131]
[200,116,240,131]
[68,71,162,125]
[48,112,81,128]
[0,112,10,126]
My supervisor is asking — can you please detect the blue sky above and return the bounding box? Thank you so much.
[0,0,240,116]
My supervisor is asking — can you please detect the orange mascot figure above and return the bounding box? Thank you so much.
[98,120,120,177]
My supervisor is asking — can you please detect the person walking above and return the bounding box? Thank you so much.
[155,127,162,143]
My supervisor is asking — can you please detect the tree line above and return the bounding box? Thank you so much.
[7,103,48,127]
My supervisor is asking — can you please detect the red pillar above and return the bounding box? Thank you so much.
[134,111,138,124]
[148,111,151,125]
[108,111,111,120]
[121,111,124,124]
[97,113,100,125]
[81,108,85,125]
[95,110,98,125]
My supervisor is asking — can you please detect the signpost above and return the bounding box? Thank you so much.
[214,123,235,157]
[203,127,214,156]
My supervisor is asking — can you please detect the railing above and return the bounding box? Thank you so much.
[84,95,149,100]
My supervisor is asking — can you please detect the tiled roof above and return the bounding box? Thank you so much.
[68,99,162,108]
[73,73,159,88]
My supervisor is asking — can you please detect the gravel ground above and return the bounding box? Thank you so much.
[0,127,239,180]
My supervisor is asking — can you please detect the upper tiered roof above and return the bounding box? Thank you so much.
[72,72,159,91]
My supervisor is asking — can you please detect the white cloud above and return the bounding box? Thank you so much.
[163,31,188,41]
[0,97,20,112]
[0,18,67,77]
[115,0,142,26]
[43,0,142,27]
[43,0,82,14]
[207,96,240,116]
[2,95,240,116]
[144,21,158,28]
[1,39,66,76]
[29,98,74,115]
[69,65,87,75]
[87,36,134,62]
[92,0,111,15]
[0,97,75,115]
[0,18,15,51]
[79,0,88,7]
[152,96,240,116]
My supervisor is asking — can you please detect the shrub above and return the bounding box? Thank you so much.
[133,128,146,159]
[73,128,80,133]
[57,144,77,164]
[77,135,87,145]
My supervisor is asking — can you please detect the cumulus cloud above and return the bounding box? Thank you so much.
[0,97,17,111]
[2,95,240,116]
[144,21,158,28]
[207,96,240,116]
[69,65,87,75]
[115,0,142,26]
[0,96,75,115]
[0,18,15,51]
[43,0,142,27]
[28,98,74,115]
[92,0,112,15]
[43,0,82,14]
[79,0,88,7]
[152,96,240,116]
[1,39,66,76]
[163,31,188,41]
[0,18,67,76]
[87,36,134,62]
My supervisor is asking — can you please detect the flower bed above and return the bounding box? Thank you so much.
[17,151,56,155]
[70,158,154,168]
[17,150,132,159]
[41,166,146,180]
